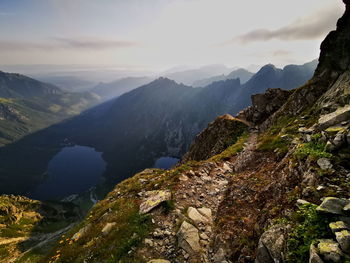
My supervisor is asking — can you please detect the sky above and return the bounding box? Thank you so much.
[0,0,345,71]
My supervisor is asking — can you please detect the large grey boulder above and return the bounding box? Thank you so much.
[317,239,343,262]
[177,221,201,254]
[335,230,350,253]
[318,105,350,130]
[139,190,171,214]
[316,197,350,215]
[255,224,289,263]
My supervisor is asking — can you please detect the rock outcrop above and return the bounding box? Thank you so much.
[237,88,291,126]
[182,114,248,162]
[139,190,171,214]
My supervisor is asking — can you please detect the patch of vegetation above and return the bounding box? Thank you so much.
[43,199,152,263]
[161,200,175,214]
[286,204,332,263]
[294,140,332,161]
[257,115,297,153]
[210,133,248,161]
[258,135,291,154]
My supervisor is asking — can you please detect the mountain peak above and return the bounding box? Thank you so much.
[152,76,177,85]
[315,0,350,79]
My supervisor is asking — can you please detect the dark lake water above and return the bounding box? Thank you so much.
[29,145,106,201]
[154,157,179,169]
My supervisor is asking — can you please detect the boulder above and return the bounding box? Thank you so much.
[347,130,350,145]
[329,221,350,233]
[318,105,350,130]
[317,158,333,170]
[177,221,201,254]
[316,197,350,215]
[147,260,171,263]
[332,131,347,149]
[72,224,91,240]
[102,222,116,236]
[335,230,350,253]
[255,224,289,263]
[309,243,324,263]
[317,239,343,262]
[139,190,171,214]
[188,207,207,225]
[198,207,212,222]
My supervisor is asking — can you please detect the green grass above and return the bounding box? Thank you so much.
[287,204,332,263]
[43,199,152,263]
[294,140,332,161]
[210,133,249,161]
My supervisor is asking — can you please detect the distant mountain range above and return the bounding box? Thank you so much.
[62,60,318,187]
[0,60,317,195]
[163,64,235,86]
[90,76,152,100]
[0,71,100,146]
[192,68,254,87]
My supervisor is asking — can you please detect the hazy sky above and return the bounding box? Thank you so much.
[0,0,345,71]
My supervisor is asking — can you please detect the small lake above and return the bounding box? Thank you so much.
[29,145,106,200]
[154,157,179,170]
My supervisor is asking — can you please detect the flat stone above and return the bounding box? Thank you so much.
[316,197,350,215]
[317,158,333,170]
[177,221,201,254]
[188,207,208,225]
[102,222,116,236]
[197,207,212,222]
[317,239,343,262]
[318,105,350,130]
[139,190,171,214]
[335,230,350,253]
[329,221,350,233]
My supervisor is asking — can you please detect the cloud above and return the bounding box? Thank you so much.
[221,4,343,45]
[0,37,139,52]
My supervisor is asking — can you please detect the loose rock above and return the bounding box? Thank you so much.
[139,190,171,214]
[177,221,201,254]
[316,197,350,215]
